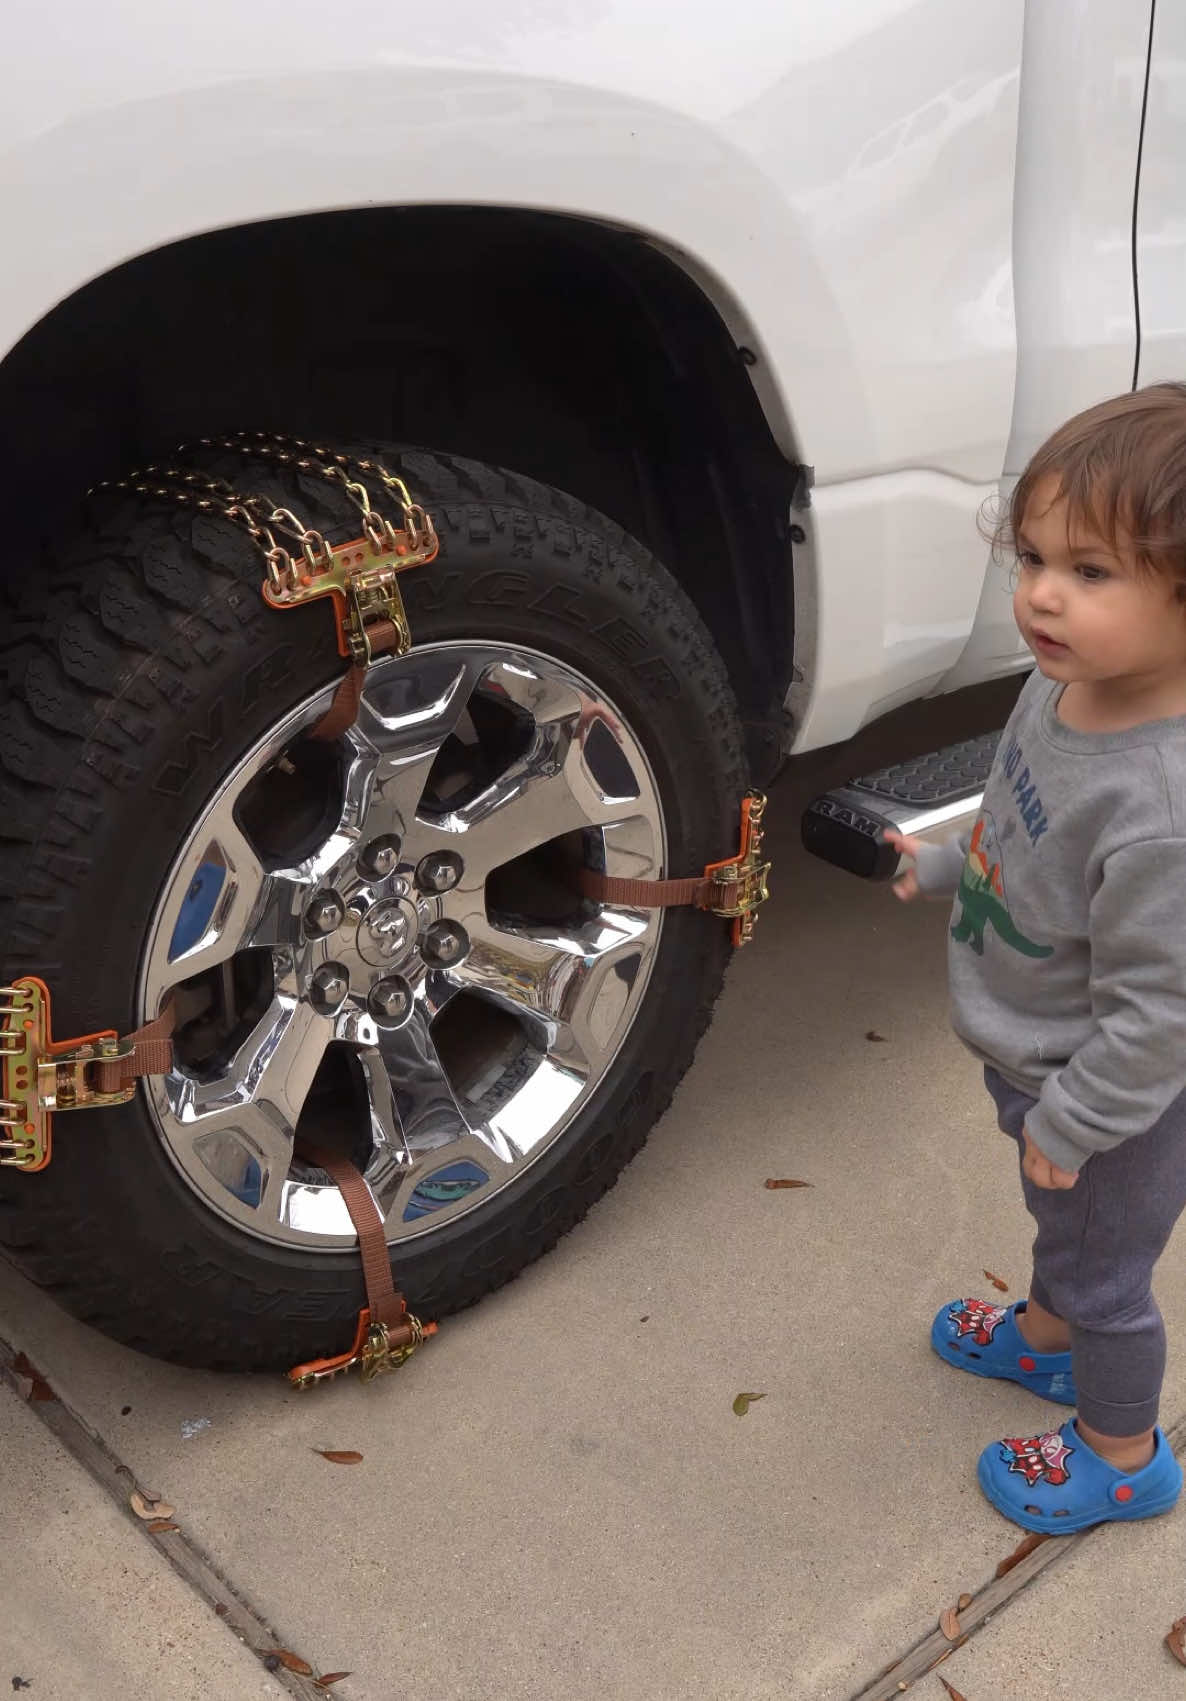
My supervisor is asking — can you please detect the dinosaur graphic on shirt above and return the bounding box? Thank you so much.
[950,815,1053,959]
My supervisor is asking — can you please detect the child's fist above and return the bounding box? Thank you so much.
[883,829,925,901]
[1021,1128,1079,1190]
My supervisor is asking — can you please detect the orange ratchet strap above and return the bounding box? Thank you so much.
[0,978,174,1173]
[577,790,771,946]
[287,1142,437,1389]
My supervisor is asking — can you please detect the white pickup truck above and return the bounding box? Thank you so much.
[0,0,1179,1373]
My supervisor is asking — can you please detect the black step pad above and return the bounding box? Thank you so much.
[801,729,1000,881]
[850,730,998,809]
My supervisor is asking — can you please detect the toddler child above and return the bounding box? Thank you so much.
[889,384,1186,1532]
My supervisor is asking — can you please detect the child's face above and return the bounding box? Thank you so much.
[1013,474,1186,695]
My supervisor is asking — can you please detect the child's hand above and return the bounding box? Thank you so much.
[883,829,924,901]
[1021,1128,1079,1190]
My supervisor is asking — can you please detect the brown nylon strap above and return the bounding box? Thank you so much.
[94,1002,177,1095]
[306,618,402,743]
[297,1143,408,1335]
[576,870,739,911]
[307,663,366,743]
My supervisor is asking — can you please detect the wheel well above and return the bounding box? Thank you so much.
[0,207,796,774]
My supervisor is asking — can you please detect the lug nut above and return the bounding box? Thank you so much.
[304,891,345,936]
[369,975,413,1024]
[415,851,463,894]
[422,920,469,967]
[310,962,350,1011]
[360,834,402,879]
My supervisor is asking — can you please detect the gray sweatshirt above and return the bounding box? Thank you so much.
[915,670,1186,1173]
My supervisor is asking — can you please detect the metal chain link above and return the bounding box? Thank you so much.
[90,432,438,673]
[190,431,431,556]
[90,434,432,594]
[90,465,330,590]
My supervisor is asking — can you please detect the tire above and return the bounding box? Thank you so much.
[0,443,747,1371]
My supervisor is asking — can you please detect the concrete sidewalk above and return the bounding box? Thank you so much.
[0,1376,286,1699]
[3,684,1185,1700]
[939,1509,1186,1700]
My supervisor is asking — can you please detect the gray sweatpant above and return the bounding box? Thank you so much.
[985,1067,1186,1436]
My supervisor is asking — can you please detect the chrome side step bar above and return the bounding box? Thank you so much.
[801,731,997,881]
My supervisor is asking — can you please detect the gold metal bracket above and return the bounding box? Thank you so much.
[704,791,771,946]
[288,1308,436,1389]
[1,978,135,1171]
[261,527,438,665]
[358,1315,426,1382]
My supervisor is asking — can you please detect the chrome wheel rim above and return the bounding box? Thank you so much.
[139,642,666,1251]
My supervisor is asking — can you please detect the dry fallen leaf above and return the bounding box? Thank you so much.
[732,1392,766,1416]
[130,1490,175,1520]
[764,1179,812,1190]
[214,1604,230,1618]
[263,1650,314,1676]
[315,1675,353,1689]
[939,1607,961,1641]
[146,1518,180,1534]
[865,1030,887,1042]
[994,1529,1050,1578]
[983,1270,1009,1293]
[1166,1617,1186,1667]
[314,1450,364,1465]
[12,1351,55,1402]
[957,1593,973,1611]
[938,1679,969,1701]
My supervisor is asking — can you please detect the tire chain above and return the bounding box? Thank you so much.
[90,429,434,595]
[0,446,748,1374]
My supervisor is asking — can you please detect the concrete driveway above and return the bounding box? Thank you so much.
[3,681,1185,1701]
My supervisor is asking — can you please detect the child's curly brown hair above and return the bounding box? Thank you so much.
[989,382,1186,587]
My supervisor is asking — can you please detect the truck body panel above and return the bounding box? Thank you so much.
[0,0,1166,748]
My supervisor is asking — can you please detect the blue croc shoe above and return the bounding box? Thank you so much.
[978,1420,1182,1533]
[931,1298,1076,1404]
